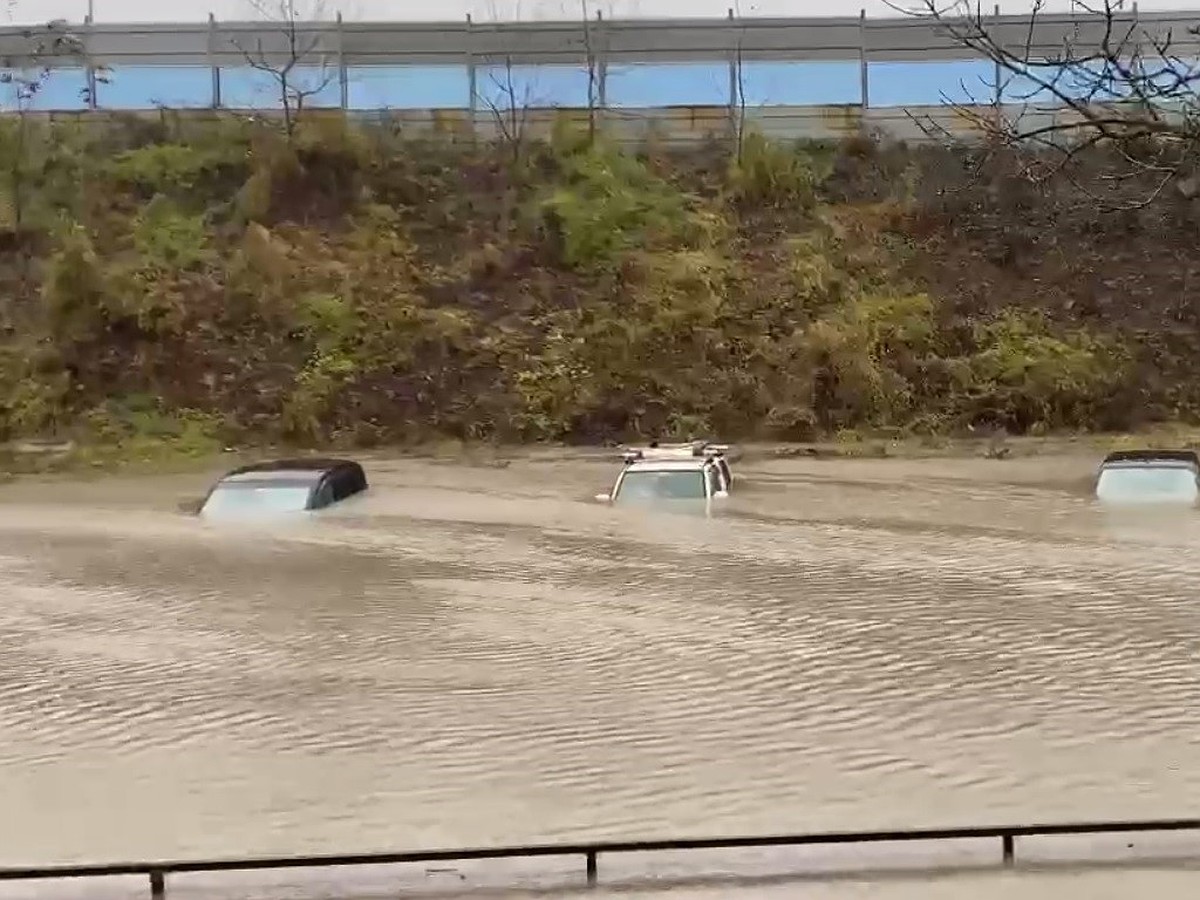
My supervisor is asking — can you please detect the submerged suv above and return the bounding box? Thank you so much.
[595,442,735,509]
[198,458,368,519]
[1094,450,1200,506]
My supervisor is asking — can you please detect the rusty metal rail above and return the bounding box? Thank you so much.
[3,818,1199,897]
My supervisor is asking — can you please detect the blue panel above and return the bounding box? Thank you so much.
[0,69,89,111]
[1002,62,1129,103]
[475,64,591,109]
[869,60,995,107]
[347,66,469,109]
[606,63,729,107]
[5,58,1149,114]
[220,65,341,109]
[100,66,214,109]
[740,61,862,106]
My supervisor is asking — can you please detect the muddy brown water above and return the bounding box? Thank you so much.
[1,451,1199,898]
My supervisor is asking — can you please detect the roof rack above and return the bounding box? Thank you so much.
[620,441,736,464]
[1101,449,1200,467]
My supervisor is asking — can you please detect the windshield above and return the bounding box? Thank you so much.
[1096,465,1198,505]
[614,469,707,503]
[200,484,314,518]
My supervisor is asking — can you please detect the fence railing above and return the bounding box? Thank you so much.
[1,9,1198,112]
[8,10,1200,68]
[3,817,1199,898]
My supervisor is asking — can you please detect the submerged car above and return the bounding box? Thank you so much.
[1094,450,1200,506]
[595,442,735,508]
[621,441,736,488]
[198,458,368,519]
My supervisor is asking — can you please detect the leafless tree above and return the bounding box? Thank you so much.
[581,0,599,143]
[479,0,546,162]
[904,0,1200,206]
[479,54,537,163]
[233,0,336,137]
[728,5,748,160]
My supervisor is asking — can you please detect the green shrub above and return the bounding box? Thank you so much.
[797,291,937,427]
[963,310,1127,431]
[0,365,70,438]
[728,131,825,209]
[82,397,223,459]
[132,196,211,270]
[109,142,242,195]
[539,142,700,270]
[43,223,109,341]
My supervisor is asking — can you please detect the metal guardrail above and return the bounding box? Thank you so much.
[3,9,1196,112]
[3,10,1197,68]
[3,818,1199,898]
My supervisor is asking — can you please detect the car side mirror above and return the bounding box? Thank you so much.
[177,497,203,516]
[595,493,611,503]
[713,490,729,500]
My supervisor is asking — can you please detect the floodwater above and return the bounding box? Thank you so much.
[1,449,1199,898]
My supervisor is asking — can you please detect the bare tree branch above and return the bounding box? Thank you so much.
[477,54,538,164]
[901,0,1200,206]
[581,0,598,144]
[230,0,335,137]
[731,3,747,160]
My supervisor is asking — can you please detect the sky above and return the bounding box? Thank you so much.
[10,0,1200,24]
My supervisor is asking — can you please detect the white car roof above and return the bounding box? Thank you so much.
[624,459,710,472]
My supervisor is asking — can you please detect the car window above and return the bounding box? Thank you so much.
[614,470,707,503]
[1096,466,1199,505]
[328,471,349,502]
[338,467,367,499]
[200,484,313,518]
[313,478,336,508]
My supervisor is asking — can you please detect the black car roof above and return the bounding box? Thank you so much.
[220,458,363,480]
[1101,449,1200,467]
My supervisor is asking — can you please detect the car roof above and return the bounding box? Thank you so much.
[219,458,361,485]
[1101,449,1199,468]
[624,459,710,472]
[220,470,326,485]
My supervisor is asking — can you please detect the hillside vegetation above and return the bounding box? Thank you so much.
[0,110,1188,459]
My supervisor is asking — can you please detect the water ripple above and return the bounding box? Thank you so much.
[0,453,1197,870]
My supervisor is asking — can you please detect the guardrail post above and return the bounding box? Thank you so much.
[585,848,598,885]
[858,8,869,109]
[595,9,607,110]
[992,3,1002,115]
[1001,833,1015,866]
[1129,2,1142,91]
[465,14,477,127]
[83,14,98,110]
[149,869,166,898]
[336,11,348,109]
[208,12,221,109]
[726,7,737,140]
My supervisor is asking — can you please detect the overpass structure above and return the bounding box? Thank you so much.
[0,9,1194,143]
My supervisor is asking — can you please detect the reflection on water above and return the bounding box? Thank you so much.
[0,452,1199,898]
